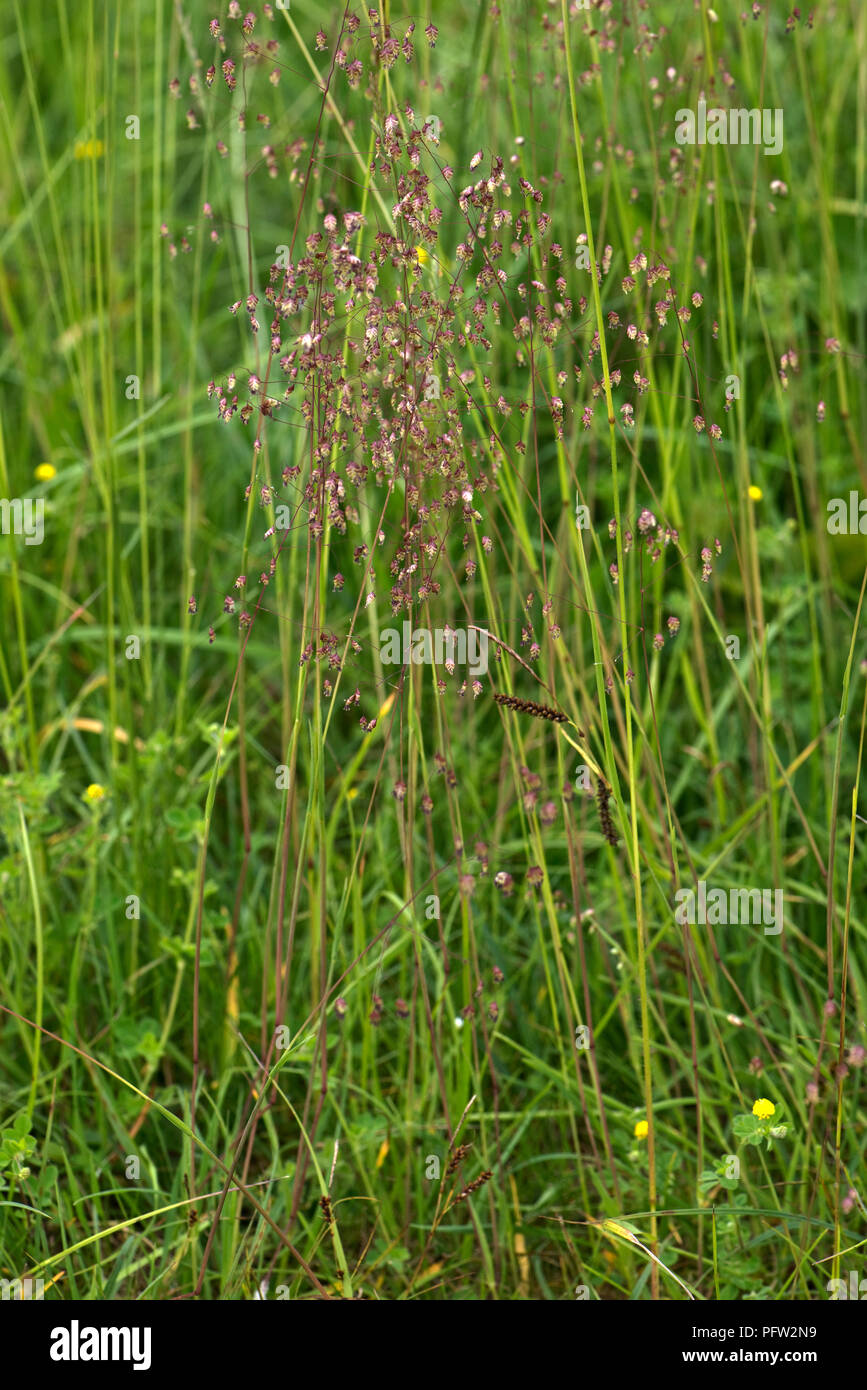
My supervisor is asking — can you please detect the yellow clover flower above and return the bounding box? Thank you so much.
[752,1098,775,1120]
[748,485,763,501]
[35,463,56,482]
[634,1120,649,1140]
[84,783,106,804]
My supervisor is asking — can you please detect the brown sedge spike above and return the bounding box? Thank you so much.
[446,1143,472,1176]
[493,693,569,724]
[596,779,619,847]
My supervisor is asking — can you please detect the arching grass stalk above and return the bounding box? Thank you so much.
[560,0,657,1294]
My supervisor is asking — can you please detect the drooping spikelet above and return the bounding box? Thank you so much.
[493,693,568,723]
[596,779,619,847]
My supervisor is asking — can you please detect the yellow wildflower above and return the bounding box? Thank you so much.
[752,1098,775,1119]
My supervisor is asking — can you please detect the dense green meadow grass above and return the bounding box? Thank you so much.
[0,0,865,1301]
